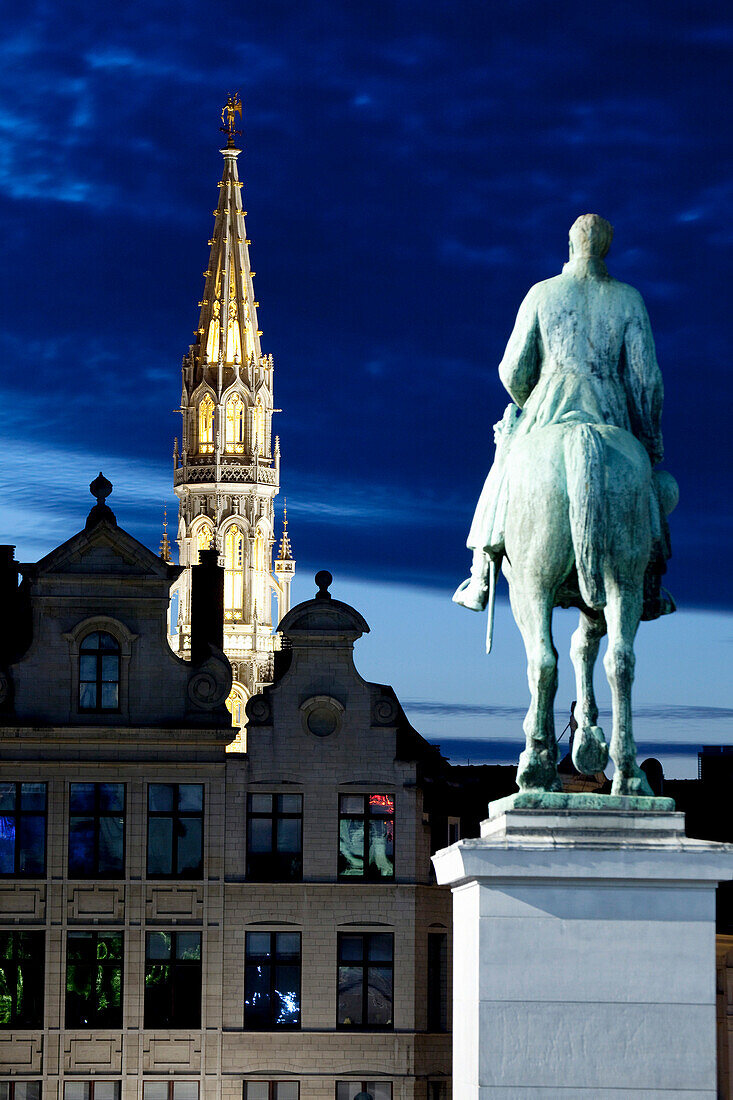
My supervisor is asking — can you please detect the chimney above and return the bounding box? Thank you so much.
[190,548,224,665]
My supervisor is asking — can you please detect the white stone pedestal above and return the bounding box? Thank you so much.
[432,808,733,1099]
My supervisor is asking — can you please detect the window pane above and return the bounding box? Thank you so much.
[143,1085,168,1100]
[367,935,393,962]
[367,1086,392,1100]
[99,784,124,812]
[244,1086,269,1100]
[17,1086,42,1100]
[368,821,393,878]
[100,682,118,709]
[69,817,95,875]
[147,818,173,875]
[79,655,97,681]
[18,815,45,874]
[277,795,302,814]
[276,819,300,853]
[339,819,364,876]
[98,816,124,874]
[0,817,15,872]
[0,783,15,811]
[79,683,97,709]
[336,1087,360,1100]
[339,936,363,963]
[178,784,203,811]
[176,933,201,961]
[340,795,364,814]
[20,784,46,811]
[369,794,394,815]
[249,794,273,813]
[274,964,300,1025]
[146,932,172,960]
[101,655,119,682]
[173,962,201,1026]
[275,1085,299,1100]
[99,632,119,651]
[244,962,270,1026]
[275,933,300,960]
[172,1084,199,1100]
[367,966,393,1025]
[337,966,363,1026]
[246,932,272,960]
[249,818,273,853]
[149,784,174,811]
[70,783,96,812]
[80,633,101,650]
[176,818,202,876]
[94,1084,121,1100]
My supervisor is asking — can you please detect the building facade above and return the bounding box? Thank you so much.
[0,492,452,1100]
[170,108,294,712]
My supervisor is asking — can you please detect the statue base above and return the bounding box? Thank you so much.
[489,789,675,817]
[433,807,733,1097]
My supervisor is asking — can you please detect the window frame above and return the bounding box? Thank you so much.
[244,930,301,1030]
[65,929,124,1028]
[142,1084,200,1100]
[243,1082,300,1100]
[0,1083,43,1100]
[63,1083,121,1100]
[144,931,202,1029]
[146,783,204,880]
[335,1084,393,1100]
[0,930,45,1028]
[63,617,137,723]
[246,793,303,882]
[336,932,394,1031]
[0,781,47,877]
[78,631,121,713]
[68,782,126,879]
[338,793,395,881]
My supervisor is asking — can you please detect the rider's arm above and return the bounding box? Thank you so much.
[622,291,664,464]
[498,285,541,407]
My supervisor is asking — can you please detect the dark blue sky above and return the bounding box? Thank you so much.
[0,0,731,611]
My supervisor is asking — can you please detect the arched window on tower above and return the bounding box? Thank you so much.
[205,299,221,363]
[226,685,245,729]
[198,395,214,454]
[193,523,213,564]
[251,399,266,457]
[225,394,245,453]
[224,525,245,622]
[252,527,268,623]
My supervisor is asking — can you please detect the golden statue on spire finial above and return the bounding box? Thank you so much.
[221,93,242,147]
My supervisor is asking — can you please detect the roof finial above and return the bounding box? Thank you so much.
[86,472,116,529]
[277,498,294,561]
[315,570,332,600]
[159,504,172,563]
[220,93,242,148]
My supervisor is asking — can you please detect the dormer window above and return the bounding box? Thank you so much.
[79,632,120,711]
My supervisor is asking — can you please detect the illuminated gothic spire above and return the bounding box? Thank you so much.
[277,500,293,562]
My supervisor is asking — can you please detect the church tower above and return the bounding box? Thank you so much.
[170,97,295,714]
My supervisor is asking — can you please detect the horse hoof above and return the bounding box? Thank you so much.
[611,768,654,798]
[517,747,561,792]
[572,725,609,775]
[452,577,488,612]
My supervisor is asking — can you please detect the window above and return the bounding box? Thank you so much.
[0,1084,42,1100]
[225,394,245,452]
[335,1084,392,1100]
[427,933,448,1032]
[79,631,120,712]
[447,816,461,846]
[337,933,393,1030]
[226,685,245,728]
[244,932,300,1029]
[64,1084,120,1100]
[69,783,125,878]
[0,931,44,1027]
[198,394,214,453]
[145,932,202,1028]
[0,782,46,875]
[338,794,394,879]
[244,1086,299,1100]
[194,523,213,563]
[143,1084,199,1100]
[147,784,204,878]
[66,931,123,1027]
[251,400,266,456]
[247,794,302,881]
[224,525,245,622]
[427,1085,447,1100]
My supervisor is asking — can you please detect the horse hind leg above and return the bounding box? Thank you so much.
[604,583,653,797]
[510,584,562,792]
[570,611,609,775]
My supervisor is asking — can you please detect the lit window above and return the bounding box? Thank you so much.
[337,934,393,1030]
[335,1086,392,1100]
[144,932,202,1028]
[68,783,125,878]
[198,394,214,453]
[247,794,302,881]
[79,632,120,712]
[205,300,221,363]
[244,1085,299,1100]
[143,1085,199,1100]
[251,400,266,456]
[64,1084,120,1100]
[224,526,245,622]
[0,782,47,875]
[244,932,301,1029]
[65,931,123,1028]
[0,1083,42,1100]
[0,931,44,1027]
[194,523,213,563]
[147,784,204,878]
[225,393,245,452]
[226,686,245,728]
[338,794,394,879]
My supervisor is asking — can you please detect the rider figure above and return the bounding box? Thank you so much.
[455,213,676,621]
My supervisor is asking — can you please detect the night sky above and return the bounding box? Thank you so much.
[0,2,731,768]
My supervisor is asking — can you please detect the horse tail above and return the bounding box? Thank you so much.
[565,423,606,610]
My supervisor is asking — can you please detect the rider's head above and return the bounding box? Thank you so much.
[569,214,614,260]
